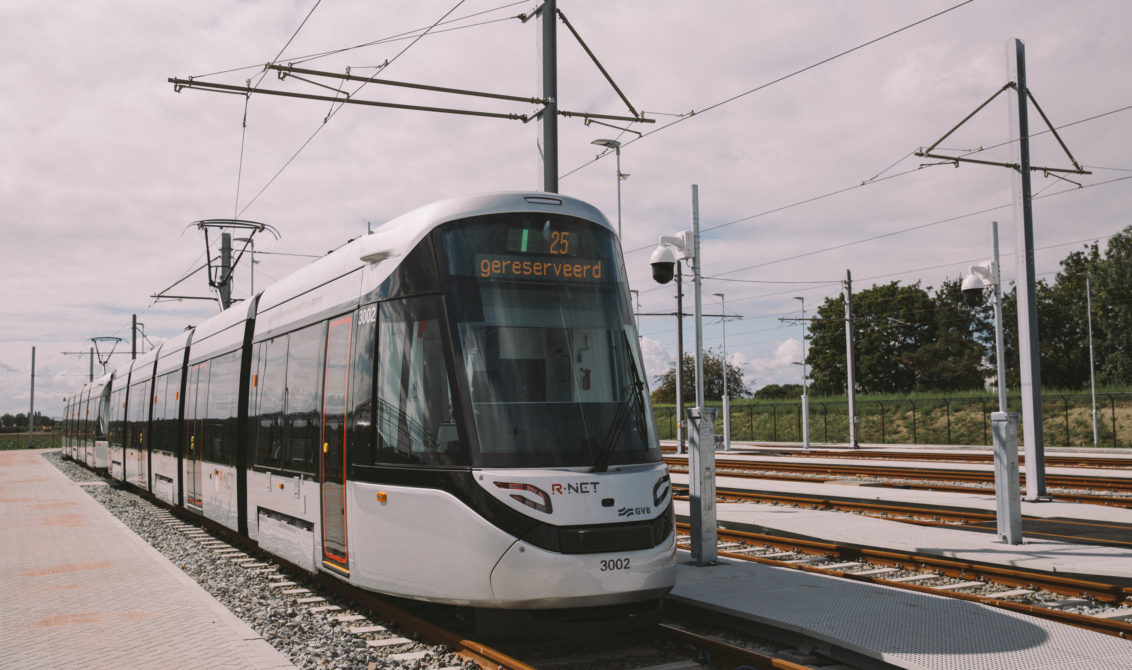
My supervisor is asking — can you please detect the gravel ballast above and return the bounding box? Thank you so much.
[45,451,472,670]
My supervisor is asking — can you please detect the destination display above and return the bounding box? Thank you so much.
[476,254,604,281]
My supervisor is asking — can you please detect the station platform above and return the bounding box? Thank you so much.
[669,476,1132,668]
[0,450,294,669]
[669,550,1132,670]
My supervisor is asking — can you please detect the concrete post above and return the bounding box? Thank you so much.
[687,406,717,565]
[991,411,1023,544]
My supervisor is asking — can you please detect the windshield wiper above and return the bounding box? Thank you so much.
[592,381,643,473]
[592,331,647,473]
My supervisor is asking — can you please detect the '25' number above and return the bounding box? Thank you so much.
[550,231,570,255]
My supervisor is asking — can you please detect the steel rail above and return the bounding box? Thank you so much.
[656,623,816,670]
[666,456,1132,493]
[676,484,1132,548]
[666,461,1132,509]
[744,448,1132,470]
[676,524,1132,639]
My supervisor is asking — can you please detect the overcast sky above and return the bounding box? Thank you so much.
[3,1,1130,419]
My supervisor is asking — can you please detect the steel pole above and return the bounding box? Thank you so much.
[541,0,558,193]
[720,293,731,451]
[844,270,859,447]
[28,346,35,449]
[992,222,1007,414]
[687,184,716,566]
[1087,274,1098,446]
[675,261,684,453]
[615,146,622,239]
[1011,38,1047,499]
[798,297,810,449]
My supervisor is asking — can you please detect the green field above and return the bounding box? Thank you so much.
[0,432,60,451]
[653,388,1132,448]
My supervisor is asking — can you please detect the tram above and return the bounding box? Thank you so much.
[60,192,676,615]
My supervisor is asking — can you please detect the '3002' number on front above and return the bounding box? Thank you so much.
[599,558,630,571]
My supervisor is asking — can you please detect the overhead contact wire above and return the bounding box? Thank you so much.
[560,0,976,181]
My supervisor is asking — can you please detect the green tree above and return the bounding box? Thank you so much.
[0,414,13,429]
[753,383,804,400]
[650,349,751,404]
[1091,228,1132,385]
[808,280,988,394]
[1000,228,1132,389]
[911,277,991,391]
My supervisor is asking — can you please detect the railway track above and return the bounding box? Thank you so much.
[665,456,1132,503]
[164,508,839,670]
[685,484,1132,549]
[676,524,1132,640]
[72,459,834,670]
[665,446,1132,470]
[759,448,1132,470]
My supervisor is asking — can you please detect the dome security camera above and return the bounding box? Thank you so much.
[650,245,676,284]
[961,272,985,306]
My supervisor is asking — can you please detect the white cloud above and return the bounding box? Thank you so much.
[640,337,674,388]
[3,1,1131,415]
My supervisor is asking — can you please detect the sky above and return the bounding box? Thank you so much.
[2,1,1130,419]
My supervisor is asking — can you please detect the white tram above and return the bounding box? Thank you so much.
[61,193,676,615]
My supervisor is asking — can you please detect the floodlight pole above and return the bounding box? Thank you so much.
[675,261,685,453]
[1011,39,1047,500]
[714,292,731,452]
[28,347,35,449]
[844,270,859,448]
[1087,275,1098,446]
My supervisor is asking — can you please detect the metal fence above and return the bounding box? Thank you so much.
[653,392,1132,448]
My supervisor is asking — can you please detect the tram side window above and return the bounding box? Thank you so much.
[79,395,89,443]
[153,371,181,454]
[372,297,464,466]
[283,324,323,475]
[203,351,241,466]
[127,380,150,451]
[252,337,288,470]
[97,386,111,439]
[347,306,377,468]
[109,388,126,450]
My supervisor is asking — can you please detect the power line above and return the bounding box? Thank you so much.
[643,171,1132,295]
[561,0,976,181]
[189,2,528,78]
[235,1,470,217]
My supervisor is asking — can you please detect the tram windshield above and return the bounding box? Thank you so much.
[437,213,660,469]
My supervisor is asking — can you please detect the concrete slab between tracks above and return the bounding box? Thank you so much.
[0,450,295,669]
[674,485,1132,581]
[675,466,1132,525]
[669,550,1132,670]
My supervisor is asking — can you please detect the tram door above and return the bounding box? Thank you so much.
[184,362,207,510]
[320,316,351,572]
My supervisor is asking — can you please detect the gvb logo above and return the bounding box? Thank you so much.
[618,506,651,518]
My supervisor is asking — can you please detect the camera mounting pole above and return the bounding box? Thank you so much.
[651,185,715,567]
